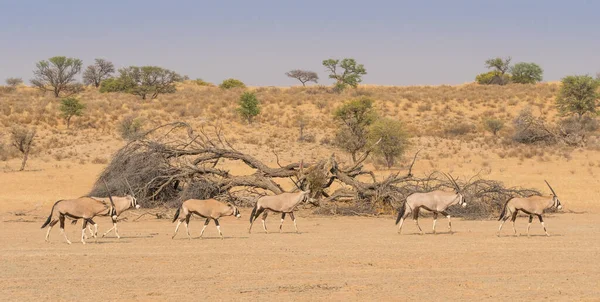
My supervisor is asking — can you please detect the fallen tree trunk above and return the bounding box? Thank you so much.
[89,122,540,218]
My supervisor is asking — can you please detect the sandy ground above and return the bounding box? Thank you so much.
[0,210,598,301]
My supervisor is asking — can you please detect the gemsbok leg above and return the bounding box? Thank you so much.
[59,215,72,245]
[527,215,533,237]
[214,219,224,239]
[261,211,269,233]
[279,213,286,233]
[45,219,58,243]
[538,215,550,237]
[497,212,511,236]
[432,212,438,234]
[185,214,192,240]
[102,218,120,239]
[199,218,210,237]
[511,211,519,236]
[440,211,452,233]
[289,212,298,233]
[413,209,423,234]
[81,219,95,244]
[248,207,265,234]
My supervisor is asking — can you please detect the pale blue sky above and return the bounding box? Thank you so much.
[0,0,598,86]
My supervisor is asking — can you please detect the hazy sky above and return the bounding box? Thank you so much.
[1,0,598,86]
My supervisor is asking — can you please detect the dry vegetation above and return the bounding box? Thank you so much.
[1,82,599,213]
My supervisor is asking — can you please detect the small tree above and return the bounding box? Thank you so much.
[511,62,543,84]
[117,66,182,99]
[237,92,260,123]
[556,75,600,119]
[219,78,246,89]
[5,77,23,87]
[59,97,85,129]
[368,118,410,168]
[31,56,83,97]
[322,58,367,91]
[485,57,512,75]
[83,58,115,88]
[482,57,512,85]
[333,97,377,162]
[285,70,319,86]
[483,118,504,136]
[10,126,36,171]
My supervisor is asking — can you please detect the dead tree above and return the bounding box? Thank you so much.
[90,122,540,218]
[10,126,36,171]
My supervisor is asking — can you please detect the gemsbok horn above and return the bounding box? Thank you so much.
[497,180,563,237]
[172,199,241,240]
[395,173,467,235]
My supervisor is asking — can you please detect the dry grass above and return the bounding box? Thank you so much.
[0,82,599,212]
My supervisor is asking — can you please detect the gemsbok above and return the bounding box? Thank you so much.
[172,199,241,239]
[84,194,140,238]
[71,181,140,239]
[497,180,563,237]
[41,196,116,244]
[248,190,311,234]
[395,173,467,235]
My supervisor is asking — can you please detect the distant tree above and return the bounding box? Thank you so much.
[83,58,115,88]
[322,58,367,91]
[483,118,504,136]
[511,62,543,84]
[31,56,83,97]
[556,75,600,119]
[5,77,23,87]
[285,70,319,86]
[59,97,85,129]
[368,118,410,168]
[333,98,377,162]
[10,126,36,171]
[219,78,246,89]
[117,66,182,99]
[482,57,512,85]
[485,57,511,75]
[237,92,261,123]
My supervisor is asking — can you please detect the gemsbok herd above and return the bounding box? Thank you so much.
[40,176,564,245]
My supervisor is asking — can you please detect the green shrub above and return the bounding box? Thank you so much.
[368,118,410,168]
[511,62,543,84]
[99,78,130,93]
[475,71,511,85]
[194,78,214,87]
[219,78,246,89]
[483,118,504,136]
[59,97,85,129]
[237,92,260,123]
[556,75,600,119]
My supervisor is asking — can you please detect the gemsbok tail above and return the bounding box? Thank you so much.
[41,200,60,229]
[395,202,407,225]
[172,207,181,223]
[249,204,258,223]
[498,198,511,221]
